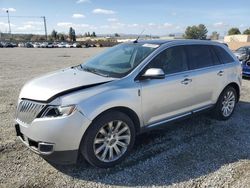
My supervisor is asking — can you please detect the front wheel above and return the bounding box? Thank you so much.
[80,111,135,168]
[213,87,237,120]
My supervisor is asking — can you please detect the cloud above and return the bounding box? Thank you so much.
[24,21,43,26]
[72,13,85,18]
[107,18,118,22]
[148,23,156,27]
[163,23,173,28]
[127,23,139,28]
[57,22,92,29]
[92,8,115,15]
[1,8,16,12]
[76,0,90,3]
[213,22,228,28]
[15,21,43,33]
[0,22,15,28]
[171,12,177,16]
[57,22,74,27]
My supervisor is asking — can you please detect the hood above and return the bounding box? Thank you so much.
[19,67,116,102]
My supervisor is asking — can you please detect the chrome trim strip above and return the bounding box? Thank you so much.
[147,105,214,129]
[192,104,214,113]
[147,112,192,128]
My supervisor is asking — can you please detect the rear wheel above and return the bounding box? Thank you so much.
[213,87,237,120]
[80,111,135,168]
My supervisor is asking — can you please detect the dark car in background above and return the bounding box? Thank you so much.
[233,46,250,62]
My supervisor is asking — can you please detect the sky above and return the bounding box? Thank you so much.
[0,0,250,36]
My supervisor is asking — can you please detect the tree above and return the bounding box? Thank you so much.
[228,28,241,35]
[243,28,250,35]
[211,31,219,40]
[114,33,120,37]
[51,30,57,41]
[69,27,76,42]
[58,33,65,41]
[184,24,208,39]
[91,32,96,37]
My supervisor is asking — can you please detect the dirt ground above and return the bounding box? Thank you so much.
[0,48,250,188]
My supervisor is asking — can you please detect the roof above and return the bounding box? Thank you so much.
[135,39,224,46]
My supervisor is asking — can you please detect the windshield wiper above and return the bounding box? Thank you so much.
[82,65,109,77]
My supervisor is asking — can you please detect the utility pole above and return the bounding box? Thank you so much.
[42,16,47,41]
[6,10,11,34]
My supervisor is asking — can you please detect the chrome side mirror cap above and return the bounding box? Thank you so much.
[141,68,165,79]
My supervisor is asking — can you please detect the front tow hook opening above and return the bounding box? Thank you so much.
[38,142,55,155]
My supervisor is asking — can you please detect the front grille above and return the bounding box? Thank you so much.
[16,100,46,124]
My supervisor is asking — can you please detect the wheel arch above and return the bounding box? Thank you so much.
[225,82,240,102]
[91,106,141,135]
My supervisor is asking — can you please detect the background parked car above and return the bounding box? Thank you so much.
[25,42,34,48]
[41,42,48,48]
[233,46,250,61]
[33,43,40,48]
[47,42,54,48]
[3,42,15,48]
[66,43,74,48]
[73,43,81,48]
[58,42,67,48]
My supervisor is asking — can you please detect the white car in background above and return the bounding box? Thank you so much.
[58,42,67,48]
[41,42,48,48]
[66,43,74,48]
[33,43,40,48]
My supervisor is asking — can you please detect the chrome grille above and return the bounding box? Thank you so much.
[16,100,46,124]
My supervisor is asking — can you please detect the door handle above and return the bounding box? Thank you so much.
[217,70,224,76]
[181,78,192,85]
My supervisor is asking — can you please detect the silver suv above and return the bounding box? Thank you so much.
[15,40,241,168]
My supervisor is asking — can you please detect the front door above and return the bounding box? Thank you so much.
[139,45,194,126]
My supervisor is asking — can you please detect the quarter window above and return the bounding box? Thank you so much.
[149,46,188,74]
[213,46,234,64]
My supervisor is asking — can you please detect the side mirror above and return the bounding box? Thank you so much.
[141,68,165,79]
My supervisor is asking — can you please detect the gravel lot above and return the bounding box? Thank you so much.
[0,48,250,188]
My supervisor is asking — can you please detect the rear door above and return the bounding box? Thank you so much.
[184,44,226,109]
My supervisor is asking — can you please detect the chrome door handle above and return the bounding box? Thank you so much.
[217,70,224,76]
[181,78,192,85]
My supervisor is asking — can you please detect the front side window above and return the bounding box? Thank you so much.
[81,43,158,78]
[148,46,188,74]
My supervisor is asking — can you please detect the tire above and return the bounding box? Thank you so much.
[213,86,237,121]
[80,110,136,168]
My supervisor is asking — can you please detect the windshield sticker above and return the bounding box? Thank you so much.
[142,44,159,48]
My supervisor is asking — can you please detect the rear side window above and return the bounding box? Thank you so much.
[186,45,214,70]
[213,46,234,64]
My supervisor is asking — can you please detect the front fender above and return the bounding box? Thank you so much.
[78,85,142,125]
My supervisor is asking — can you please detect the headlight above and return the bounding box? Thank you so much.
[41,105,76,118]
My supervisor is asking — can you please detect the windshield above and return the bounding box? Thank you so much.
[81,43,159,78]
[236,47,246,53]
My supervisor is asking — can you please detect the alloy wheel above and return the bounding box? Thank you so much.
[93,120,131,162]
[221,90,236,117]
